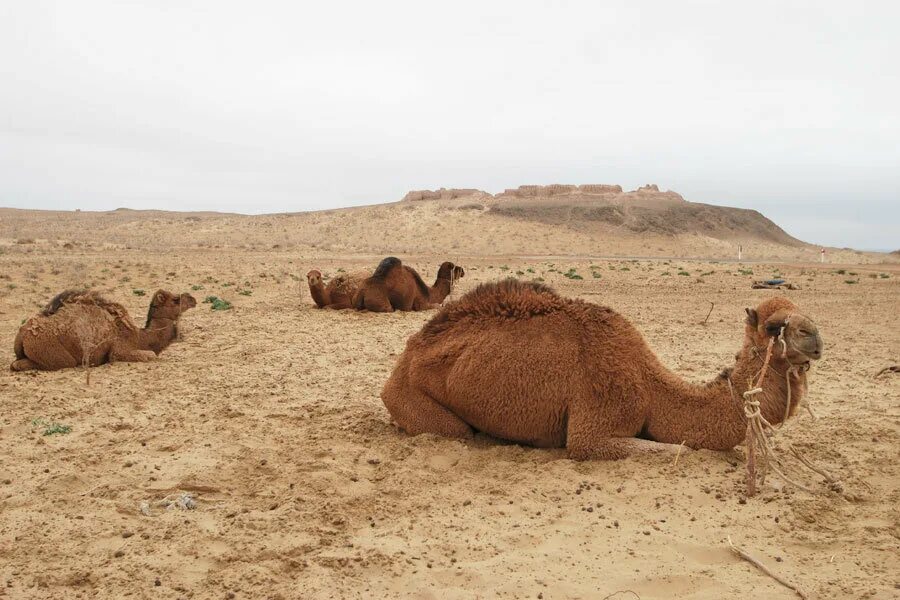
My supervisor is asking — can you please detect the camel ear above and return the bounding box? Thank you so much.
[745,308,758,328]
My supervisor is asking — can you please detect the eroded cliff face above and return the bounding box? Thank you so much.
[398,183,802,246]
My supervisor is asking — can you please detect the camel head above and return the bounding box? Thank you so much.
[147,290,197,323]
[437,262,465,282]
[306,270,324,288]
[744,297,823,367]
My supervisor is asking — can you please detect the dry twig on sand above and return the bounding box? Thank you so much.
[701,301,715,325]
[874,365,899,378]
[727,536,808,599]
[600,591,640,600]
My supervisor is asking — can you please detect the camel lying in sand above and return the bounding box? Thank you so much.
[307,269,368,310]
[381,279,823,460]
[352,257,464,312]
[11,289,197,371]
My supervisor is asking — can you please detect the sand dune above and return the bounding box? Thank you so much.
[2,184,895,264]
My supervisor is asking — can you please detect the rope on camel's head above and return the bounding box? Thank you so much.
[741,328,842,496]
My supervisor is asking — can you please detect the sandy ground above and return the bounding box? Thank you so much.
[0,221,898,598]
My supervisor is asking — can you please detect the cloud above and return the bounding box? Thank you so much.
[1,1,898,248]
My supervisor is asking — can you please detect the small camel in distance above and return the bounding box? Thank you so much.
[11,289,197,371]
[352,257,464,312]
[381,279,823,460]
[306,269,368,310]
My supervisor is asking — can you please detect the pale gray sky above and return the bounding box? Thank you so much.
[1,1,898,249]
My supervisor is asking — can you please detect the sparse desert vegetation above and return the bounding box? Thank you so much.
[0,208,897,599]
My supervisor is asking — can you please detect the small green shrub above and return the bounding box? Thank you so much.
[32,418,71,436]
[132,289,145,296]
[678,271,690,276]
[203,296,233,310]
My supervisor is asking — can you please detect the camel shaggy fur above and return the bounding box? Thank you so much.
[381,279,823,460]
[11,289,197,372]
[353,257,464,312]
[307,269,368,310]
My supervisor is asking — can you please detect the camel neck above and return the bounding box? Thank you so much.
[309,283,329,308]
[640,344,806,449]
[139,319,178,354]
[429,276,453,303]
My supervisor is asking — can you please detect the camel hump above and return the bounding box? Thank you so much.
[403,266,431,299]
[41,289,89,316]
[373,256,402,279]
[40,289,137,330]
[422,279,569,337]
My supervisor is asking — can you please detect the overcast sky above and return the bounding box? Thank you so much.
[1,1,898,249]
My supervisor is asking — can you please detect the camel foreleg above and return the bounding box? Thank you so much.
[109,346,157,363]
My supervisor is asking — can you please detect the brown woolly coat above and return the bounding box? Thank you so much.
[307,270,368,310]
[11,289,197,371]
[381,280,823,459]
[353,258,464,312]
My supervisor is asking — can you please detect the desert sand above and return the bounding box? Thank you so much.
[0,200,898,599]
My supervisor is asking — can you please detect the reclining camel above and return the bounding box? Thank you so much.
[352,257,464,312]
[307,269,368,310]
[381,279,823,460]
[11,289,197,371]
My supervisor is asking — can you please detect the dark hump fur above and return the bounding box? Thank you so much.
[373,256,402,279]
[41,289,87,316]
[404,266,432,298]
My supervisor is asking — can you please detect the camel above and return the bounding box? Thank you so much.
[353,257,464,312]
[11,289,197,372]
[307,269,368,310]
[418,262,465,304]
[380,279,823,460]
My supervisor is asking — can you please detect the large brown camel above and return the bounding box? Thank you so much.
[381,279,823,460]
[307,269,368,310]
[11,289,197,372]
[353,257,464,312]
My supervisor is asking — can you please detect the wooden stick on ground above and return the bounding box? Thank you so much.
[702,301,715,325]
[874,365,899,378]
[727,537,808,599]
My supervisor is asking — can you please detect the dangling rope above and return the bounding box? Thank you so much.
[739,330,843,496]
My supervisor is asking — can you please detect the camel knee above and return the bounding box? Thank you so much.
[381,386,472,440]
[10,358,38,372]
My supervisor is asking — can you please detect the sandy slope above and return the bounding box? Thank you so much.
[1,203,894,265]
[0,226,898,598]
